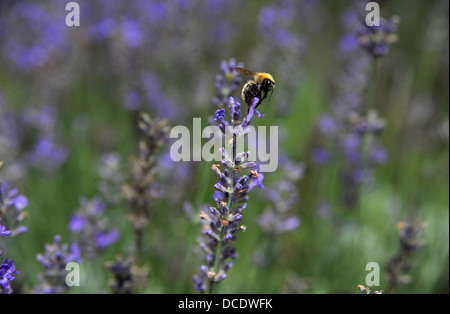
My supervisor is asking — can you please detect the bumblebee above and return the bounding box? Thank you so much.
[234,67,275,112]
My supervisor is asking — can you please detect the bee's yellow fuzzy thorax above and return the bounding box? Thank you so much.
[256,72,275,84]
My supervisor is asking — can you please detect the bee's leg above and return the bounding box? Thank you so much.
[246,92,255,113]
[268,89,273,101]
[255,91,267,110]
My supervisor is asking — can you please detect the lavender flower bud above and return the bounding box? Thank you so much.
[239,161,257,169]
[209,207,222,219]
[229,96,241,123]
[0,258,18,294]
[105,255,135,294]
[214,109,229,129]
[0,224,11,237]
[357,15,400,58]
[235,151,250,165]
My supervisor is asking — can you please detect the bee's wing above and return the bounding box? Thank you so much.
[234,67,257,78]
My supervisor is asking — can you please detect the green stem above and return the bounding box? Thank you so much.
[133,226,146,272]
[357,57,380,211]
[209,225,226,294]
[367,57,379,110]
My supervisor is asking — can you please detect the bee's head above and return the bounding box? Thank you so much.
[262,78,275,93]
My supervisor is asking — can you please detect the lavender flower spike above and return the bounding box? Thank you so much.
[34,235,81,294]
[194,72,268,292]
[213,59,244,108]
[122,112,169,261]
[0,224,11,237]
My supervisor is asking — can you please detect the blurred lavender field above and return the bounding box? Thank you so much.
[0,0,448,294]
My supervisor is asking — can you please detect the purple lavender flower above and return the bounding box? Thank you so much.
[0,224,11,237]
[247,171,265,192]
[0,182,29,237]
[312,4,394,209]
[0,258,18,294]
[0,163,24,294]
[26,136,69,173]
[89,18,115,42]
[357,16,400,58]
[124,91,142,111]
[369,147,388,165]
[213,59,244,108]
[318,115,338,135]
[194,83,266,293]
[339,34,360,53]
[121,19,144,48]
[146,1,169,27]
[68,214,86,233]
[256,212,300,236]
[124,73,180,122]
[242,97,265,128]
[340,4,400,58]
[252,0,308,116]
[34,235,81,294]
[0,99,69,178]
[95,230,120,250]
[146,74,181,121]
[214,109,229,128]
[312,147,329,165]
[229,96,241,123]
[251,159,303,267]
[68,197,119,258]
[257,4,298,48]
[6,102,68,177]
[1,1,69,71]
[0,93,30,181]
